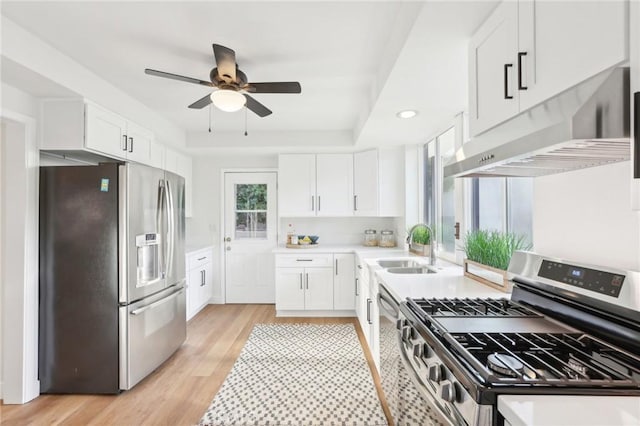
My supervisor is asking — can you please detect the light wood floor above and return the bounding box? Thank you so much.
[0,304,392,425]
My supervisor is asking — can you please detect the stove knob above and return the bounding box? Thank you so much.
[401,326,414,341]
[440,380,457,403]
[427,363,442,383]
[412,343,424,358]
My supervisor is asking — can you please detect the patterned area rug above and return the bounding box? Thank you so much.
[199,323,388,426]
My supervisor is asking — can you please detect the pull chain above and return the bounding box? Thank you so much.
[208,104,212,133]
[244,106,248,136]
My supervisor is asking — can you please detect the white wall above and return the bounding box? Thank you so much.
[1,83,40,403]
[533,162,640,271]
[188,154,278,303]
[279,217,399,246]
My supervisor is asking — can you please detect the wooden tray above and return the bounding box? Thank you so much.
[463,259,512,293]
[286,243,319,249]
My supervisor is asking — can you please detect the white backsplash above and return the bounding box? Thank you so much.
[280,217,403,246]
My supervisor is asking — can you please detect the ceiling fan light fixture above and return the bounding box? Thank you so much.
[210,89,246,112]
[396,110,418,119]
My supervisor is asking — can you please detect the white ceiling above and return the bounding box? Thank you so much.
[1,1,497,152]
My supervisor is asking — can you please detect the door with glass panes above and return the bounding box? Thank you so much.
[224,172,277,303]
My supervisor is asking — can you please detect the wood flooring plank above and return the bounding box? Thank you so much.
[1,304,392,426]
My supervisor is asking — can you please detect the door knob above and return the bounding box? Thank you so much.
[224,237,231,242]
[226,246,231,251]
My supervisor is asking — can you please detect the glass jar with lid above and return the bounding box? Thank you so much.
[363,229,378,247]
[379,229,396,247]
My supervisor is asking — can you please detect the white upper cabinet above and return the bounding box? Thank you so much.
[41,99,160,165]
[316,154,354,217]
[278,154,317,217]
[279,153,354,217]
[469,0,628,136]
[354,147,404,217]
[517,0,628,111]
[469,1,519,136]
[84,103,129,159]
[124,120,154,165]
[353,149,379,216]
[279,148,404,218]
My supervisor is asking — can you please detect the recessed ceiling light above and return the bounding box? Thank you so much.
[396,110,418,119]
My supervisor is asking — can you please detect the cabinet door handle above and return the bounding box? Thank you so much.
[197,256,206,261]
[306,273,309,289]
[122,135,128,151]
[128,136,134,153]
[200,270,205,286]
[318,196,321,212]
[366,298,372,324]
[354,195,358,211]
[504,63,514,99]
[355,277,359,296]
[296,259,313,262]
[299,273,303,290]
[311,196,315,212]
[517,52,528,90]
[335,259,338,276]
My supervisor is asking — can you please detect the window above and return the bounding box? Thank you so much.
[470,177,533,244]
[424,126,458,260]
[234,183,268,239]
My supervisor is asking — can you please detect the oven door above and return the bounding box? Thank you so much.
[378,284,449,425]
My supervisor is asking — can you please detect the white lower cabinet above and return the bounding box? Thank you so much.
[275,266,333,310]
[333,253,356,310]
[275,252,356,314]
[186,247,213,320]
[355,254,379,366]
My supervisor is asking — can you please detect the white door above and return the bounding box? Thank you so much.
[85,103,127,159]
[275,267,305,310]
[224,172,277,303]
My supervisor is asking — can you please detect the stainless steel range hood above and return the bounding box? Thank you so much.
[444,67,630,178]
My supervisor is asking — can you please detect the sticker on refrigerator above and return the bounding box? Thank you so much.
[100,178,110,192]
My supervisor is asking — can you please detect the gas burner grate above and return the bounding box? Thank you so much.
[448,332,640,386]
[409,297,540,317]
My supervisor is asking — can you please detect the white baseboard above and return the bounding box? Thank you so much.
[276,310,356,318]
[210,297,224,304]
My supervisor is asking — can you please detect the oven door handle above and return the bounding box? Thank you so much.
[378,291,398,317]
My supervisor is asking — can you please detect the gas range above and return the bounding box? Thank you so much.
[396,252,640,426]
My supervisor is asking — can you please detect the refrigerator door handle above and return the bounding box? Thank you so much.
[130,288,185,316]
[157,180,166,278]
[165,179,175,280]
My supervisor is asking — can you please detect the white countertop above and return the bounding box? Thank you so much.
[362,254,508,302]
[273,244,407,254]
[498,395,640,426]
[185,244,213,254]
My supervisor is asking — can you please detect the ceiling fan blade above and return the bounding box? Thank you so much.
[244,94,272,117]
[188,93,213,109]
[246,82,302,94]
[145,68,214,87]
[212,44,237,83]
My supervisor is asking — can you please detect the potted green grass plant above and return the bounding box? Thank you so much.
[462,230,531,292]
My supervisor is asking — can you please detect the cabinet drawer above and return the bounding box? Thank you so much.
[186,248,213,271]
[276,253,333,268]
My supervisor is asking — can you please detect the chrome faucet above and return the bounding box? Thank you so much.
[406,223,436,266]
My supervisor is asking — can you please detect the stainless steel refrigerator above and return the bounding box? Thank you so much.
[39,162,186,393]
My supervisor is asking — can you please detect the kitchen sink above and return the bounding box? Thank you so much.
[386,266,437,274]
[377,259,421,268]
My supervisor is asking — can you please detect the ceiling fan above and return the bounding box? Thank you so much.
[145,43,301,117]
